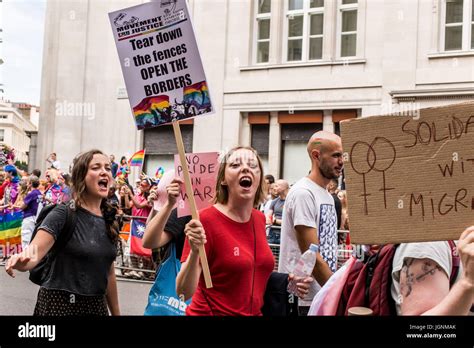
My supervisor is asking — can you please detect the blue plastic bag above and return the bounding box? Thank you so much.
[144,244,191,316]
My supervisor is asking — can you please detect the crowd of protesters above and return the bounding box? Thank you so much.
[4,138,474,317]
[0,159,72,255]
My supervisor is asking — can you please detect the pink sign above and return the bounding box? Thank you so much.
[174,152,219,217]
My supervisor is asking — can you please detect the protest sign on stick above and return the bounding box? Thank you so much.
[109,0,213,130]
[110,0,213,287]
[174,152,218,218]
[341,102,474,244]
[172,121,212,288]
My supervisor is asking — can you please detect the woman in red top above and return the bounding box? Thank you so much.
[177,146,310,316]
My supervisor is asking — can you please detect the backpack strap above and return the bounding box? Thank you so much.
[447,240,459,288]
[49,204,77,257]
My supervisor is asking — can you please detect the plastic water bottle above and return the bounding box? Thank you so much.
[287,243,319,295]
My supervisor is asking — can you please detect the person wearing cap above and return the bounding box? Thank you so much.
[1,164,20,210]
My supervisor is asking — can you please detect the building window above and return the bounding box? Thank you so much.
[248,112,270,173]
[332,109,358,135]
[277,111,323,184]
[285,0,324,62]
[251,124,270,156]
[0,115,7,119]
[251,124,270,174]
[472,0,474,48]
[255,0,272,63]
[442,0,474,51]
[339,0,358,58]
[143,124,193,176]
[0,129,4,142]
[280,123,323,185]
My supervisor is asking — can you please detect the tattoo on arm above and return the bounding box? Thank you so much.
[400,258,415,297]
[400,258,443,298]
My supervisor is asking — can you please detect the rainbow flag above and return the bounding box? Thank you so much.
[0,210,23,255]
[129,150,145,167]
[133,95,170,129]
[183,81,211,109]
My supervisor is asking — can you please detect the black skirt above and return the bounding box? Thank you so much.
[33,287,109,316]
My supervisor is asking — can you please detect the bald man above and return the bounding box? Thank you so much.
[266,179,289,244]
[278,131,343,315]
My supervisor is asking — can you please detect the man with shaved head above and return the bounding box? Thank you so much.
[279,130,343,316]
[266,179,289,244]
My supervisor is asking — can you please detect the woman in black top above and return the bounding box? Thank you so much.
[5,149,120,316]
[143,173,190,262]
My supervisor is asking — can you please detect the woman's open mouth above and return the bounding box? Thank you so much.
[98,178,109,191]
[239,176,253,189]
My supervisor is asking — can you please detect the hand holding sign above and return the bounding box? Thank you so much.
[173,122,213,288]
[184,219,207,253]
[110,0,213,287]
[167,178,184,207]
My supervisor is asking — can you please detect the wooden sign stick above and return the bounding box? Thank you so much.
[172,120,213,288]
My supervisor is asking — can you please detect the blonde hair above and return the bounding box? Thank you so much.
[213,146,266,207]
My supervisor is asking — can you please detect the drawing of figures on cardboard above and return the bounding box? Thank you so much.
[340,102,474,245]
[109,0,213,130]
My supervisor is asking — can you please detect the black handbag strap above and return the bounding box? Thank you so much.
[50,204,77,257]
[250,213,256,315]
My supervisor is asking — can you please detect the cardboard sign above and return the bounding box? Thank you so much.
[174,152,219,217]
[109,0,213,130]
[340,102,474,244]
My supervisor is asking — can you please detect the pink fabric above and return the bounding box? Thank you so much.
[309,256,356,316]
[153,170,176,212]
[132,193,151,218]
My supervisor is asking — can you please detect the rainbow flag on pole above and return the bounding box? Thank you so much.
[0,210,23,256]
[129,150,145,167]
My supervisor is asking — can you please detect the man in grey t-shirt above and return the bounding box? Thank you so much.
[266,179,289,244]
[278,131,343,315]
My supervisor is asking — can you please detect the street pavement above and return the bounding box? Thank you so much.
[0,263,152,315]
